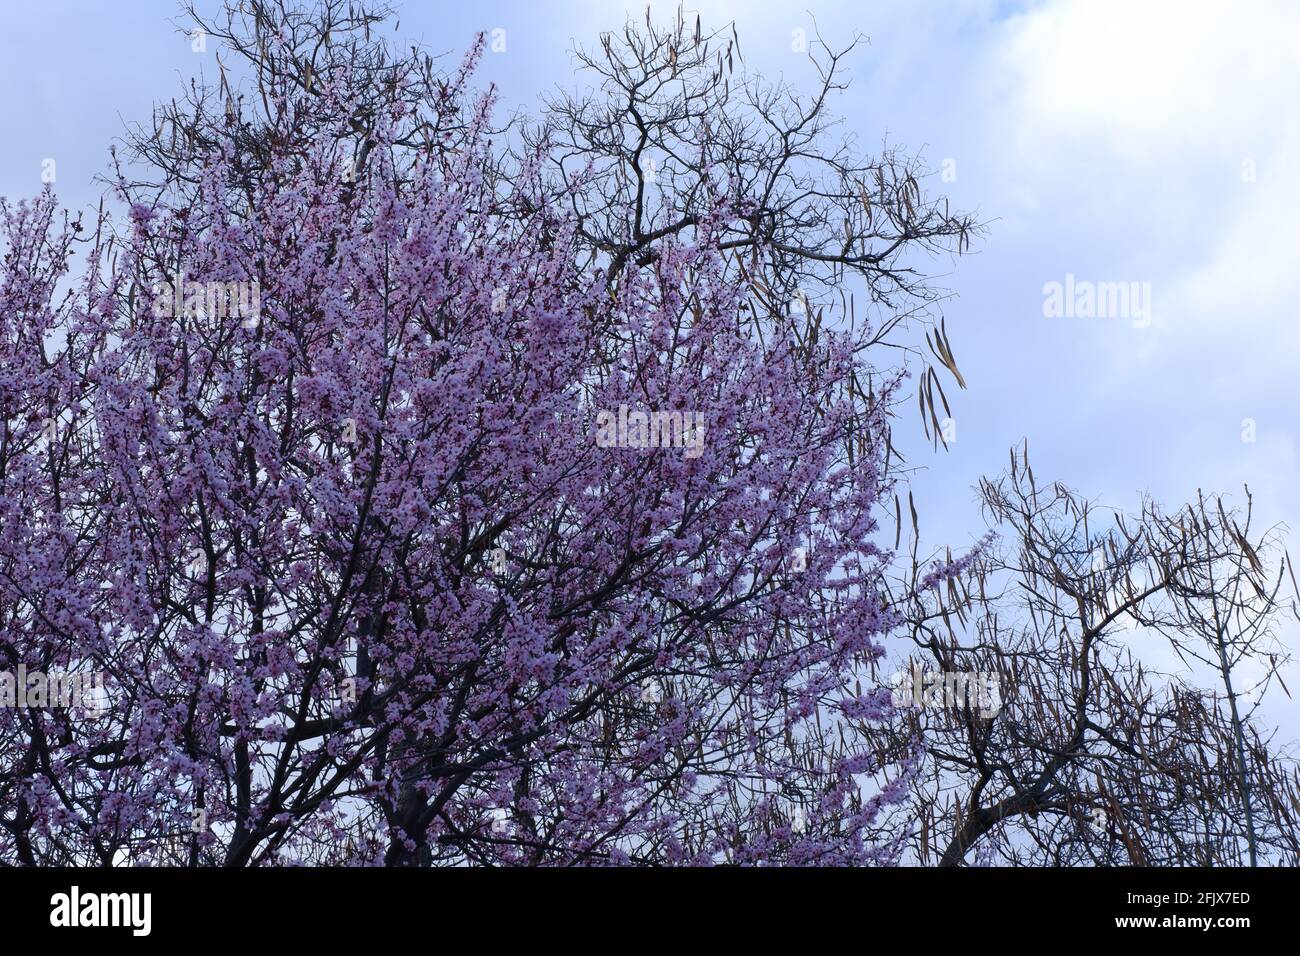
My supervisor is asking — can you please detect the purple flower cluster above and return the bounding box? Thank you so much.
[0,40,969,868]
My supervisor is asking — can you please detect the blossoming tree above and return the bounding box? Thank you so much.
[0,1,979,865]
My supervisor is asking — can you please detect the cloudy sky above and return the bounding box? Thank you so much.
[3,0,1297,731]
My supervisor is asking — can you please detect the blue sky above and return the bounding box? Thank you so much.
[4,0,1298,732]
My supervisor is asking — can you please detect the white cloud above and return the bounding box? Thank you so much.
[999,0,1300,166]
[983,0,1300,414]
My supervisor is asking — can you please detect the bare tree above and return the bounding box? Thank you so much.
[528,9,976,300]
[870,444,1300,866]
[527,8,978,452]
